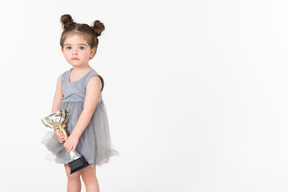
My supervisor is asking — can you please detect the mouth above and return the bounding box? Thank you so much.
[72,58,79,60]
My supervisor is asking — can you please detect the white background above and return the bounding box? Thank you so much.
[0,0,287,191]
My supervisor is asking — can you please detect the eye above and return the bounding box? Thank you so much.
[65,46,72,50]
[79,46,85,50]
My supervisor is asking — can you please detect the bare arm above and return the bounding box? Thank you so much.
[52,74,65,143]
[52,74,64,113]
[64,76,102,153]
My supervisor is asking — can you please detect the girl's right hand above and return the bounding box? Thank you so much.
[55,126,66,143]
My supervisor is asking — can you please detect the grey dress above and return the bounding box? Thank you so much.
[42,68,118,166]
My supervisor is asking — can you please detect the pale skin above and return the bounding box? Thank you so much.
[52,33,101,192]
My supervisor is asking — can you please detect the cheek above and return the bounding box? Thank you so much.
[63,52,70,58]
[86,51,92,57]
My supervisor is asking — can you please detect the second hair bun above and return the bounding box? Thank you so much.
[92,20,105,37]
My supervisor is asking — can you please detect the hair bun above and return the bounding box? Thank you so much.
[92,20,105,37]
[61,14,75,30]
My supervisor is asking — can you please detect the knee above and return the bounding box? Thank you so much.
[67,172,81,181]
[81,168,97,183]
[82,172,97,183]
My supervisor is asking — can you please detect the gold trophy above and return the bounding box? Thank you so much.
[41,108,89,174]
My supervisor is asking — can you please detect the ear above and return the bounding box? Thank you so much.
[61,47,64,54]
[90,47,96,59]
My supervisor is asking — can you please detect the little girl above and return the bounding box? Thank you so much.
[42,14,118,192]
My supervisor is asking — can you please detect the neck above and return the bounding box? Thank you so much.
[72,65,92,71]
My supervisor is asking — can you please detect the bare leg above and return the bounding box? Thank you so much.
[64,164,81,192]
[81,166,100,192]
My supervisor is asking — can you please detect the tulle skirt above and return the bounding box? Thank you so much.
[42,100,118,166]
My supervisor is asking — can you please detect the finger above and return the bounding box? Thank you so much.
[66,145,73,153]
[65,144,70,150]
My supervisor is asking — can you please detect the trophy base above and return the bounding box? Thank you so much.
[68,156,89,174]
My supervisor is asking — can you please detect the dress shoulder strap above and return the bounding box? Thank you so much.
[83,69,104,91]
[61,69,72,86]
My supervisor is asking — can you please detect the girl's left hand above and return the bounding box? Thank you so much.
[63,135,79,153]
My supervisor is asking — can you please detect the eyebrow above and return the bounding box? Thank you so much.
[64,43,88,46]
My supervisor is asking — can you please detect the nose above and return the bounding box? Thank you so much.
[72,48,78,55]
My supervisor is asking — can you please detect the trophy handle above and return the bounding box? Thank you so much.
[57,124,69,140]
[56,125,81,160]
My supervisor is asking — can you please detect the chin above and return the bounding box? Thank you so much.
[69,63,83,67]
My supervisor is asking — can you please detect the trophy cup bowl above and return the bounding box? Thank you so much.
[41,108,89,174]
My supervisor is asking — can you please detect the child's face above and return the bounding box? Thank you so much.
[62,33,96,68]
